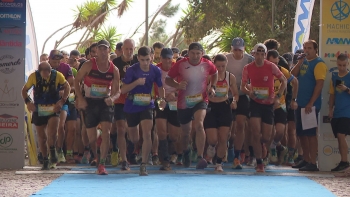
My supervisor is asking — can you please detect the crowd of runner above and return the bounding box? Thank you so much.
[21,37,350,175]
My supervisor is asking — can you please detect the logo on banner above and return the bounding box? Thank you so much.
[326,38,350,45]
[0,25,21,35]
[0,133,13,148]
[324,51,349,59]
[331,0,350,21]
[323,145,333,156]
[0,80,17,102]
[0,114,18,129]
[0,0,23,8]
[0,55,21,74]
[0,13,21,20]
[0,40,22,47]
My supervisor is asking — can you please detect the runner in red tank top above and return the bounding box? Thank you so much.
[240,43,287,173]
[75,40,121,175]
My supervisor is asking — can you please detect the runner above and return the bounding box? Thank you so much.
[111,38,138,170]
[40,53,49,63]
[165,42,218,169]
[75,39,121,175]
[240,43,287,172]
[204,54,239,171]
[48,50,75,164]
[328,53,350,171]
[154,48,182,171]
[225,37,254,169]
[115,42,123,58]
[172,47,180,60]
[121,46,166,176]
[22,61,71,170]
[266,50,298,165]
[152,42,164,64]
[291,40,327,171]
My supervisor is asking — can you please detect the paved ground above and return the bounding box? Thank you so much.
[1,163,349,197]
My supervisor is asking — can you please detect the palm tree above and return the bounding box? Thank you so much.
[41,0,132,54]
[217,24,253,53]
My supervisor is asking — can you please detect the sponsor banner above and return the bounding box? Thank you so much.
[0,0,25,169]
[319,0,350,171]
[292,0,316,53]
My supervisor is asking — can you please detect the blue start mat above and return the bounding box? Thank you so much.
[32,174,335,197]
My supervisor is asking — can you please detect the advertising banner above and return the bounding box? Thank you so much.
[0,0,26,169]
[292,0,316,53]
[319,0,350,171]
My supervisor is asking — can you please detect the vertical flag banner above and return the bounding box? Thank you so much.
[319,0,350,171]
[292,0,316,53]
[25,0,38,82]
[0,0,26,169]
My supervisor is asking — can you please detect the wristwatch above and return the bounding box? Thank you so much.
[292,98,297,102]
[211,85,216,90]
[276,93,281,98]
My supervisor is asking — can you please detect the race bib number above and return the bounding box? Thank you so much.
[68,93,75,102]
[253,87,269,99]
[168,101,177,111]
[215,85,228,97]
[38,104,55,117]
[185,94,203,108]
[91,84,108,97]
[133,94,151,106]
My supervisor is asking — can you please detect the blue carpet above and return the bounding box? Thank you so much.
[32,174,335,197]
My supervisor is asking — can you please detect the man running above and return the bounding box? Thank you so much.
[241,43,287,172]
[22,62,71,169]
[48,50,75,164]
[166,42,218,169]
[121,46,166,176]
[75,40,121,175]
[225,37,254,169]
[111,38,138,170]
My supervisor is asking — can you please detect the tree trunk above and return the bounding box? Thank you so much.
[41,23,73,54]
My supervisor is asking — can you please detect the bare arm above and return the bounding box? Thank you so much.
[210,72,218,88]
[121,80,143,94]
[61,81,71,101]
[277,75,287,96]
[158,86,165,99]
[291,60,303,77]
[74,61,91,99]
[308,80,325,106]
[329,94,335,111]
[290,77,298,99]
[229,74,239,101]
[165,77,180,89]
[67,77,75,93]
[21,85,31,101]
[110,66,121,101]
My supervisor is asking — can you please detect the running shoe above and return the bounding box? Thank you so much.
[227,148,234,163]
[129,153,138,165]
[256,164,265,172]
[38,152,44,164]
[81,151,90,164]
[121,161,130,171]
[139,163,148,176]
[152,155,160,165]
[49,149,58,164]
[232,158,243,169]
[286,156,295,166]
[57,149,66,163]
[49,162,57,169]
[292,160,308,169]
[41,159,49,170]
[269,148,278,163]
[90,158,98,167]
[176,156,183,166]
[277,146,288,165]
[207,145,216,158]
[215,163,224,172]
[148,154,153,165]
[96,164,108,175]
[66,154,75,164]
[196,158,208,169]
[170,154,177,164]
[247,156,256,167]
[160,161,172,171]
[331,162,350,172]
[111,151,120,166]
[74,155,81,164]
[299,163,319,171]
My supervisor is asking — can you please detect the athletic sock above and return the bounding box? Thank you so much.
[234,150,241,159]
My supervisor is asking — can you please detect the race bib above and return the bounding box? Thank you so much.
[91,84,108,97]
[185,94,203,108]
[215,85,228,97]
[133,94,151,106]
[168,101,177,111]
[280,103,287,112]
[38,104,55,117]
[68,93,75,102]
[253,87,269,99]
